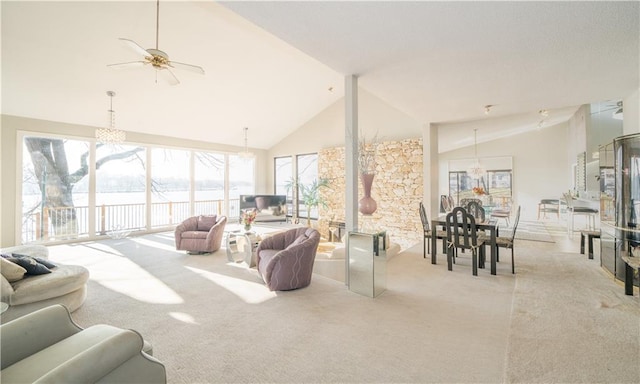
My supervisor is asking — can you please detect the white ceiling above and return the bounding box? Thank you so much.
[2,1,639,151]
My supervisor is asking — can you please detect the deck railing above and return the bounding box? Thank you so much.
[22,199,240,244]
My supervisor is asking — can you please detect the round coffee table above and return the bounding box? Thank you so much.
[226,231,260,267]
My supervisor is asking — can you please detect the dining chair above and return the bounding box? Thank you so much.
[447,196,456,210]
[419,202,447,257]
[441,195,453,213]
[490,197,512,226]
[445,206,485,276]
[495,205,521,274]
[460,198,482,208]
[563,193,598,233]
[537,198,560,219]
[466,201,486,223]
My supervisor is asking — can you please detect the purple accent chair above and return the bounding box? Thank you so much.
[175,215,227,254]
[256,227,321,291]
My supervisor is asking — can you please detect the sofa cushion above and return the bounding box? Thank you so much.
[0,324,142,383]
[197,215,217,231]
[10,264,89,306]
[11,254,57,269]
[0,257,26,282]
[7,256,52,275]
[258,249,279,272]
[181,230,208,240]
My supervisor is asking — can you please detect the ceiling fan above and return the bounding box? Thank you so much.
[107,0,205,85]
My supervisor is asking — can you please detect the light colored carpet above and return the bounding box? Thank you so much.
[508,220,555,243]
[45,231,639,383]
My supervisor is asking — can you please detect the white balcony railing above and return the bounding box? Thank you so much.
[22,199,240,244]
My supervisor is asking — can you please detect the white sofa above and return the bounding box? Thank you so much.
[314,242,401,282]
[0,304,166,383]
[1,245,89,322]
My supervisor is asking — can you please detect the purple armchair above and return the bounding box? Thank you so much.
[256,227,321,291]
[175,215,227,254]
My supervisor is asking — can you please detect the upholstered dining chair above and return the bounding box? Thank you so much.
[466,201,486,223]
[460,198,482,208]
[255,227,320,291]
[420,202,446,257]
[495,205,521,274]
[441,195,453,213]
[445,206,485,276]
[537,199,560,219]
[490,197,512,227]
[563,193,598,233]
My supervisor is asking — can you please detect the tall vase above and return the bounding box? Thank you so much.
[359,173,377,215]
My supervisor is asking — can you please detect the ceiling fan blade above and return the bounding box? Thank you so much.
[107,61,147,69]
[169,61,205,75]
[118,38,150,57]
[157,67,180,86]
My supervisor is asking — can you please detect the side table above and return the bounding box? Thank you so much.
[226,231,260,267]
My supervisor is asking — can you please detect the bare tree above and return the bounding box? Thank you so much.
[24,138,143,237]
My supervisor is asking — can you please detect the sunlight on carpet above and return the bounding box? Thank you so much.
[54,243,184,304]
[185,266,276,304]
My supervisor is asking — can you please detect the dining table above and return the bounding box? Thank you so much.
[431,215,499,275]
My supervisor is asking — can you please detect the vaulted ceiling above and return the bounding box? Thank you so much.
[2,1,638,151]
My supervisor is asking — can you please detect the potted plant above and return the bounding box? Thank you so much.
[286,178,330,226]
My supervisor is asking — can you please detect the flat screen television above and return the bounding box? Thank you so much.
[239,195,287,222]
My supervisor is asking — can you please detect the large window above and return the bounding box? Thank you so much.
[228,155,255,219]
[194,151,225,216]
[296,153,319,220]
[151,148,190,227]
[448,157,513,207]
[449,170,512,205]
[274,156,293,217]
[96,144,146,234]
[19,132,255,244]
[22,137,91,243]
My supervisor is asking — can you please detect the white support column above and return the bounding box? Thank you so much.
[146,148,152,230]
[345,74,359,286]
[345,75,359,232]
[423,123,440,220]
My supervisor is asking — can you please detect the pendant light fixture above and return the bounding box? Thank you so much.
[96,91,126,144]
[238,127,253,158]
[466,128,486,179]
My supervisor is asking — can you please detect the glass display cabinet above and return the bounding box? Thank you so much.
[600,133,640,292]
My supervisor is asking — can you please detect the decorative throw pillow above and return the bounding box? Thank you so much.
[11,253,57,269]
[7,256,52,275]
[0,257,26,282]
[197,215,217,231]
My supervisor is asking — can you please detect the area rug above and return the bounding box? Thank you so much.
[507,220,555,243]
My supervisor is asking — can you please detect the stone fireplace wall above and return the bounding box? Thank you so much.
[317,138,423,250]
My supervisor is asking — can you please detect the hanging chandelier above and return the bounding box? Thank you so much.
[96,91,126,144]
[238,127,253,158]
[467,128,486,179]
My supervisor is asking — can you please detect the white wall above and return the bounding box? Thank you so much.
[438,121,571,220]
[623,89,640,135]
[266,87,422,190]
